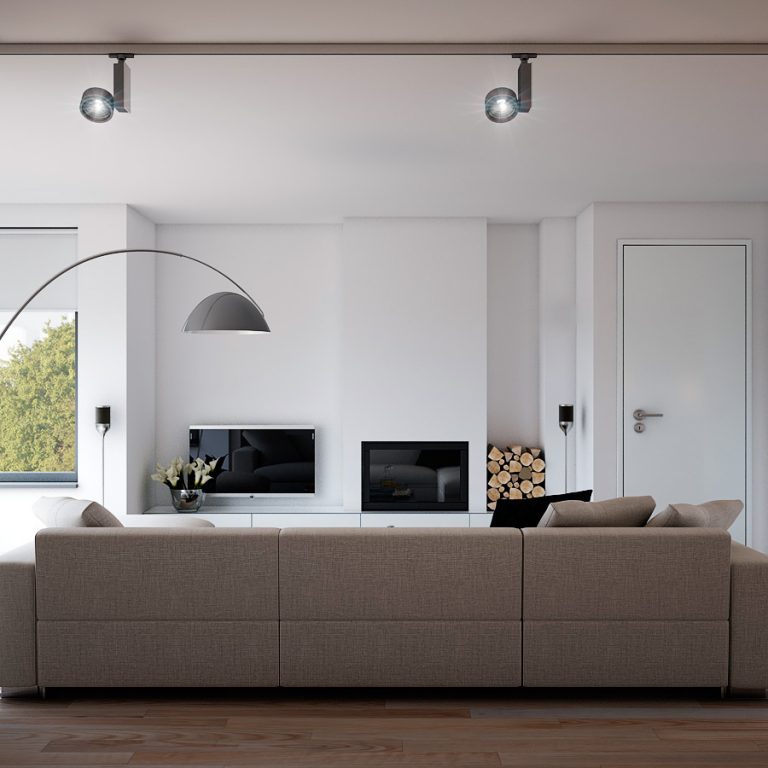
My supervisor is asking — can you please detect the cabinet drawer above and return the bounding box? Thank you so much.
[192,513,252,528]
[252,514,360,528]
[360,513,469,528]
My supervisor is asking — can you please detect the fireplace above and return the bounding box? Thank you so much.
[361,441,469,511]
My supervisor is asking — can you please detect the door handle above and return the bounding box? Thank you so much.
[633,409,664,421]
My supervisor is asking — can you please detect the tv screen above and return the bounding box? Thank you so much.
[189,425,315,496]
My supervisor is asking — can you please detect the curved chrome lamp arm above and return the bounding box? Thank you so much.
[0,248,266,345]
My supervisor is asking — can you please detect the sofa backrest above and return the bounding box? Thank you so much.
[279,527,522,621]
[521,527,731,621]
[35,528,279,621]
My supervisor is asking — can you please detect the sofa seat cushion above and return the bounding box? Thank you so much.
[37,620,278,687]
[281,620,521,687]
[538,495,655,527]
[524,620,728,687]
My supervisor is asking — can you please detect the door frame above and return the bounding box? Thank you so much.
[616,239,752,544]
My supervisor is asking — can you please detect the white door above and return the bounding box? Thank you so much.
[621,242,748,542]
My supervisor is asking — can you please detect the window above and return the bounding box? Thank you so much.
[0,310,77,482]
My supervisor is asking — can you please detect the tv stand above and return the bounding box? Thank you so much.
[143,506,491,528]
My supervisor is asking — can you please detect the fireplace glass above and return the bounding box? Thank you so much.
[361,441,469,511]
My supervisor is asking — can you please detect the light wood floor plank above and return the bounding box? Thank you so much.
[1,689,767,767]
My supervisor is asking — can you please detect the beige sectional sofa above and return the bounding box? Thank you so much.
[0,526,766,694]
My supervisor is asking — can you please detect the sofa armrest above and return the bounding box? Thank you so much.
[0,543,36,688]
[730,542,768,691]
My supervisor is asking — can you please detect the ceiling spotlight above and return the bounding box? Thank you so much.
[484,54,536,123]
[80,53,134,123]
[80,86,114,123]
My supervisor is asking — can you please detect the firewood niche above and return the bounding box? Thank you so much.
[486,444,546,511]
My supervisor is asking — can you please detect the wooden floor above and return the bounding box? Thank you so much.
[1,688,768,767]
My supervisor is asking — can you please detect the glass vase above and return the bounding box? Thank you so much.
[170,488,205,513]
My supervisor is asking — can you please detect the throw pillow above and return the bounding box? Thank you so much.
[32,496,91,528]
[538,495,655,527]
[81,502,124,528]
[646,499,742,529]
[491,490,593,528]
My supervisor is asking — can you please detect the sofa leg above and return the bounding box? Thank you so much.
[728,687,768,699]
[0,686,41,699]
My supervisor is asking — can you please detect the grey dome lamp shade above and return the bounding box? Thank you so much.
[183,291,271,334]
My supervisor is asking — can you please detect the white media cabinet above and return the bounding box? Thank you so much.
[144,506,493,528]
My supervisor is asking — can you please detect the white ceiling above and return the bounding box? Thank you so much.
[1,2,767,223]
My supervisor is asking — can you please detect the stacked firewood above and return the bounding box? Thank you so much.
[487,444,546,511]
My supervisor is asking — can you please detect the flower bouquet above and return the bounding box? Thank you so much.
[152,455,223,512]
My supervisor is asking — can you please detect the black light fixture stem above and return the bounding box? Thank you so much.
[0,248,265,346]
[516,55,535,112]
[109,53,133,112]
[563,432,568,492]
[101,430,106,505]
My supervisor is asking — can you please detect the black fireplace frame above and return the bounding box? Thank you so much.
[361,440,469,511]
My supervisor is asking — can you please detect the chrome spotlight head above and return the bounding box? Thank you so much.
[484,86,519,123]
[80,87,115,123]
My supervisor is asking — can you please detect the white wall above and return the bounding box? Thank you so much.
[154,225,343,508]
[342,218,488,511]
[575,205,595,492]
[0,205,158,553]
[575,203,768,551]
[538,218,577,494]
[487,224,539,450]
[125,210,157,515]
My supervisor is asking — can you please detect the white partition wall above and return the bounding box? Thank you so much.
[538,218,577,494]
[341,218,488,512]
[154,224,344,509]
[0,205,157,552]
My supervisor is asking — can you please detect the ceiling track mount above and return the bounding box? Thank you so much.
[2,42,768,56]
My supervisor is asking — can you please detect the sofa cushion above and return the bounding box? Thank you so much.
[647,500,742,529]
[522,527,731,621]
[81,502,123,528]
[538,495,655,527]
[33,497,91,528]
[279,528,522,621]
[34,497,124,528]
[491,490,592,528]
[35,528,279,621]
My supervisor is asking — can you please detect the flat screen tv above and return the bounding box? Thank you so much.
[189,425,315,497]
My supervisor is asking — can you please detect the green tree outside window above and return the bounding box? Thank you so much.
[0,316,76,473]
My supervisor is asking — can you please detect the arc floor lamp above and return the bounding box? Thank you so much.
[0,248,270,499]
[0,248,271,345]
